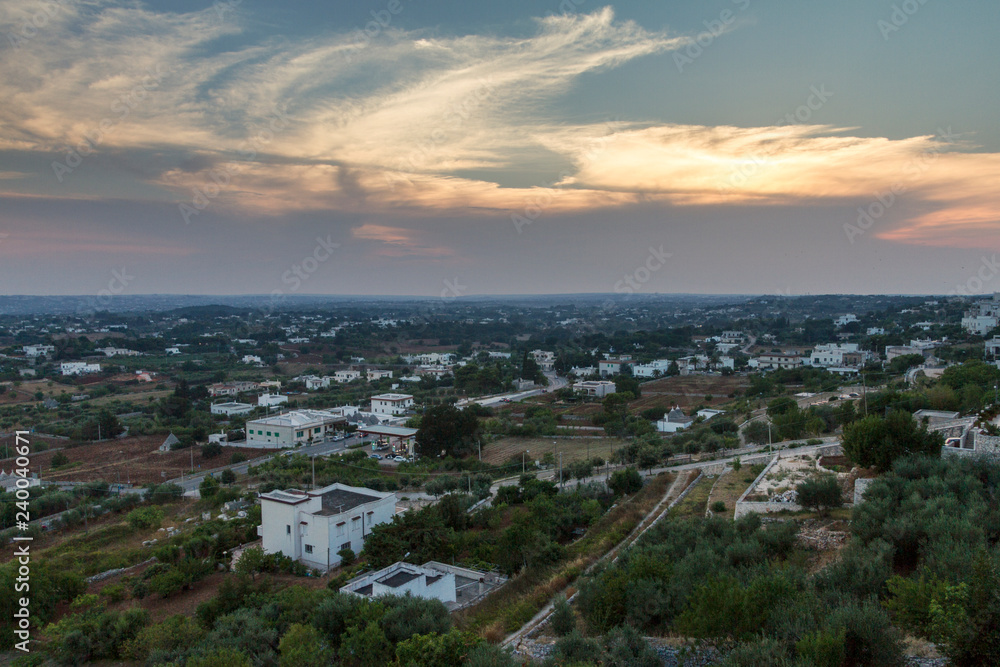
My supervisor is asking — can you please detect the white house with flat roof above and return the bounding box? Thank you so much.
[370,393,414,416]
[210,401,255,416]
[258,483,395,570]
[573,380,617,398]
[258,393,288,407]
[60,362,101,376]
[245,409,346,448]
[367,369,393,381]
[22,345,55,357]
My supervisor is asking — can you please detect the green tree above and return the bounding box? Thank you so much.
[415,405,480,458]
[199,475,221,498]
[394,629,482,667]
[234,546,265,580]
[279,624,333,667]
[742,421,770,446]
[339,621,392,667]
[550,595,576,636]
[220,469,236,486]
[841,410,943,472]
[796,475,843,517]
[608,468,643,496]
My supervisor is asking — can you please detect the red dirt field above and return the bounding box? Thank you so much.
[0,434,278,485]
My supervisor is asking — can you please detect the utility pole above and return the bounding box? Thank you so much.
[190,444,194,473]
[559,452,562,489]
[861,372,868,416]
[312,455,316,489]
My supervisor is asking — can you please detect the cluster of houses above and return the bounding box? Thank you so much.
[253,481,503,606]
[962,293,1000,336]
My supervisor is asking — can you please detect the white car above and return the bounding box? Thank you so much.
[393,455,406,462]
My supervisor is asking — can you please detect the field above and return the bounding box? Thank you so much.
[705,463,768,516]
[481,436,624,468]
[630,374,748,413]
[0,434,278,486]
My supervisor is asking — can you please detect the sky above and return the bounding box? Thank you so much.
[1,0,998,299]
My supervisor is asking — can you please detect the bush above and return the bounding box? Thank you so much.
[796,475,843,517]
[126,506,164,530]
[51,451,69,467]
[99,583,127,604]
[711,500,727,513]
[201,442,223,459]
[337,548,355,566]
[608,468,643,496]
[550,595,575,636]
[230,452,247,465]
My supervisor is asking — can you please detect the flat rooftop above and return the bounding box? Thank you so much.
[378,570,420,588]
[315,488,384,515]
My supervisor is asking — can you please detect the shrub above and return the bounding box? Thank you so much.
[99,583,127,604]
[550,595,575,636]
[201,442,223,459]
[51,451,69,467]
[127,506,164,530]
[337,548,355,566]
[711,500,727,513]
[796,475,843,517]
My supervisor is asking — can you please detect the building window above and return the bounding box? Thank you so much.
[296,431,304,437]
[314,427,321,433]
[267,431,271,436]
[286,525,291,535]
[304,545,313,554]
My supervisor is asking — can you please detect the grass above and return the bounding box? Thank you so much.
[456,472,674,641]
[481,437,623,467]
[668,474,714,519]
[706,464,768,516]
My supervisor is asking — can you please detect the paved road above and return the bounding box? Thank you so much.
[171,433,364,492]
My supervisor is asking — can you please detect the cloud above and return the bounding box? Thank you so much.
[0,2,997,252]
[351,223,454,258]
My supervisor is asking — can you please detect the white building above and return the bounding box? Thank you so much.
[60,362,101,376]
[657,407,695,433]
[258,393,289,408]
[367,369,393,381]
[246,409,347,447]
[986,335,1000,363]
[697,408,726,420]
[962,294,1000,336]
[334,370,362,383]
[834,314,859,327]
[242,355,264,365]
[258,483,395,570]
[632,359,672,378]
[755,354,804,370]
[867,327,887,336]
[809,343,871,368]
[341,561,457,603]
[209,381,259,397]
[97,347,142,357]
[210,401,255,416]
[370,393,414,416]
[598,356,632,377]
[530,350,556,372]
[573,380,617,398]
[22,345,55,357]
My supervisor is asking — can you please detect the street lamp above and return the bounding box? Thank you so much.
[522,449,529,474]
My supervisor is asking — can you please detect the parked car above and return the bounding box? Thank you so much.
[369,454,382,460]
[393,455,406,462]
